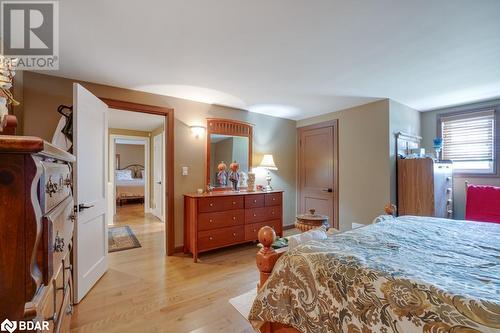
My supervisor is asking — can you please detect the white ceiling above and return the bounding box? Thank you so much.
[55,0,500,120]
[108,108,164,132]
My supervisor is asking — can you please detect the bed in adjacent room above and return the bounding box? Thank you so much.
[251,216,500,333]
[115,165,145,205]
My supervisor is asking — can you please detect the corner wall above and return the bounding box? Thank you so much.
[18,71,297,248]
[297,99,391,231]
[389,100,421,204]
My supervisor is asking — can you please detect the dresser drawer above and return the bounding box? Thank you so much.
[39,161,72,215]
[198,196,244,213]
[245,220,282,241]
[265,192,282,206]
[245,194,265,208]
[198,209,244,231]
[43,196,74,283]
[198,226,245,251]
[245,206,281,223]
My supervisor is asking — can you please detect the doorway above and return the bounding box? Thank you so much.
[107,108,166,241]
[102,99,175,255]
[111,137,149,216]
[297,120,339,229]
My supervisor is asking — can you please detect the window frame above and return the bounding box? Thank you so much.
[437,105,500,178]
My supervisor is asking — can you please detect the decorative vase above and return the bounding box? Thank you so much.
[433,138,443,161]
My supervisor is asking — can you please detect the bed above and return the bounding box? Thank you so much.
[250,216,500,333]
[115,165,145,205]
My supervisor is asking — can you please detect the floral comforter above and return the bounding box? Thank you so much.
[249,216,500,333]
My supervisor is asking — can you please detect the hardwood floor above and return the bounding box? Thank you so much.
[71,204,258,333]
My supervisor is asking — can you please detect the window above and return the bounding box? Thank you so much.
[440,109,496,174]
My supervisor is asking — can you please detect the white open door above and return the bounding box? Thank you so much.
[152,133,163,221]
[73,83,108,303]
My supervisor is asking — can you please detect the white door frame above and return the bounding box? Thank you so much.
[109,134,150,217]
[152,131,165,221]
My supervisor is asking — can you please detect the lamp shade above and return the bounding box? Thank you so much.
[259,154,278,170]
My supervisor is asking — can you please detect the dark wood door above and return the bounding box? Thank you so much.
[298,120,338,228]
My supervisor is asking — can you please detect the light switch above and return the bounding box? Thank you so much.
[182,166,189,176]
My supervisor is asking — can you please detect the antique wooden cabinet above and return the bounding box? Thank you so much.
[0,135,75,332]
[184,190,283,262]
[397,158,453,218]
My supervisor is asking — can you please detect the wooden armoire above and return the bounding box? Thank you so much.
[397,158,453,218]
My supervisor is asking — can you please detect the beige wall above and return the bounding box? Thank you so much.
[18,71,297,247]
[420,99,500,219]
[115,143,145,168]
[389,100,421,203]
[297,100,391,231]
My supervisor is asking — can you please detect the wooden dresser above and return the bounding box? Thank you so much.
[397,158,453,218]
[0,135,75,332]
[184,190,283,262]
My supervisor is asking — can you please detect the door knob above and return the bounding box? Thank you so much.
[78,203,94,212]
[322,188,333,193]
[156,181,162,185]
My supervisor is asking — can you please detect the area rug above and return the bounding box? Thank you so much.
[108,225,141,253]
[229,288,257,320]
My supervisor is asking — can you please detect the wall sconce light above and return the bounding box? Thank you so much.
[190,125,206,138]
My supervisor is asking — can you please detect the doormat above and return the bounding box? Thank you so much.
[108,225,141,253]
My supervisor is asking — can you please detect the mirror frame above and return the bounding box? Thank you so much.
[206,118,253,189]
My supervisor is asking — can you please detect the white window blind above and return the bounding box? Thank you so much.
[441,110,495,163]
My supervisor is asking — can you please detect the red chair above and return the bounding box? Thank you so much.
[465,182,500,223]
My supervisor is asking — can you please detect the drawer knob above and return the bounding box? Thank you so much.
[54,233,65,252]
[272,211,275,215]
[253,199,257,203]
[253,228,257,232]
[272,198,276,201]
[232,232,237,237]
[446,177,451,181]
[64,175,72,188]
[209,203,214,207]
[209,219,213,223]
[253,213,257,217]
[69,214,76,223]
[209,236,213,241]
[45,176,58,197]
[232,216,236,220]
[232,201,236,205]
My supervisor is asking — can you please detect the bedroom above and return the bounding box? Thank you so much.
[0,1,499,333]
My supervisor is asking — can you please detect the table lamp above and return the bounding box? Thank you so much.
[259,154,278,191]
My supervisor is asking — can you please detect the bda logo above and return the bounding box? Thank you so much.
[0,319,16,333]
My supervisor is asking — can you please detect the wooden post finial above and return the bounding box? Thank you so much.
[258,226,276,251]
[256,226,278,290]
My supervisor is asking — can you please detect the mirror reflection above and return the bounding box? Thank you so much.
[209,134,249,188]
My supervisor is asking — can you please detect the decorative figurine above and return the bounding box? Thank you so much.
[384,203,397,217]
[247,172,256,192]
[238,171,247,188]
[228,161,240,191]
[216,161,228,186]
[0,57,19,128]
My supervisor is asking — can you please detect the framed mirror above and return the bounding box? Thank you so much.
[206,119,253,189]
